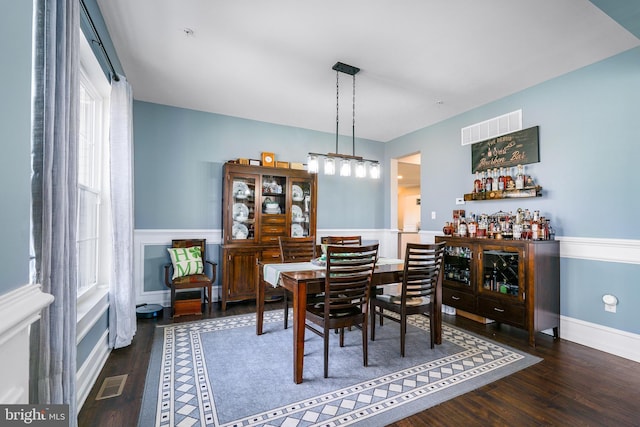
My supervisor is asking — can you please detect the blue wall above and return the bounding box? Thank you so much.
[386,48,640,334]
[0,1,33,293]
[133,101,386,231]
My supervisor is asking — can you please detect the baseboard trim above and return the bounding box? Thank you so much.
[76,329,111,411]
[561,315,639,362]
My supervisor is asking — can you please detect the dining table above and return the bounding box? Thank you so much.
[258,258,443,384]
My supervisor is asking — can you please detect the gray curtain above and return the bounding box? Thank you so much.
[30,0,79,424]
[109,74,136,348]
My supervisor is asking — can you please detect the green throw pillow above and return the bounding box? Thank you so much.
[167,246,204,279]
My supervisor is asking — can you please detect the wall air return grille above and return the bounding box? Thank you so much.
[461,110,522,145]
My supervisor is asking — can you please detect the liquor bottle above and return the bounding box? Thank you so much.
[485,169,493,192]
[515,164,525,190]
[473,171,482,193]
[522,209,532,239]
[531,210,540,240]
[458,216,468,237]
[468,214,477,238]
[498,167,506,191]
[540,217,549,240]
[491,168,500,191]
[513,208,523,239]
[477,214,488,238]
[507,168,516,190]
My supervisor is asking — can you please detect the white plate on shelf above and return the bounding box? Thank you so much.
[291,205,303,221]
[232,223,249,239]
[292,185,304,201]
[233,181,250,199]
[233,203,249,220]
[291,223,304,237]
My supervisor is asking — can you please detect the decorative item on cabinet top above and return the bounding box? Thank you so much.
[231,158,307,170]
[261,152,275,167]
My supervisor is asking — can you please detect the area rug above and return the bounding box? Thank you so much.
[138,311,540,427]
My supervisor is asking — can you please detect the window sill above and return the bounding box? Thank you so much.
[77,284,109,345]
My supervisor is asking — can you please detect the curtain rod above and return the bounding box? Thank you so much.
[80,0,120,82]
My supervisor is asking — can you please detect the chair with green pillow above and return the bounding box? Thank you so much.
[164,239,217,317]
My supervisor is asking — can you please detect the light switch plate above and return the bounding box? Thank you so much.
[456,198,465,205]
[431,211,436,220]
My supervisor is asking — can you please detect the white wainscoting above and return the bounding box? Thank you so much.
[75,285,110,410]
[133,228,396,306]
[0,284,54,404]
[76,329,110,409]
[134,229,640,362]
[134,229,222,307]
[557,236,640,265]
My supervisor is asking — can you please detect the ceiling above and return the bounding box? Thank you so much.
[97,0,639,143]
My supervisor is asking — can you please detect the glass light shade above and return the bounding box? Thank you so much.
[324,157,336,175]
[355,160,366,178]
[369,162,381,179]
[339,159,352,176]
[307,154,319,173]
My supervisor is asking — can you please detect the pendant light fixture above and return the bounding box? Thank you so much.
[307,62,381,179]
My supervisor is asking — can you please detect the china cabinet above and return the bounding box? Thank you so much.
[435,235,559,346]
[220,162,317,310]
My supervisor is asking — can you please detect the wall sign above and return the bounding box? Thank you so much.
[471,126,539,172]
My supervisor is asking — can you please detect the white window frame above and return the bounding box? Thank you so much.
[77,32,111,341]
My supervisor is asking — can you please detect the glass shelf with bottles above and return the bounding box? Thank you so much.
[443,246,472,286]
[482,249,520,297]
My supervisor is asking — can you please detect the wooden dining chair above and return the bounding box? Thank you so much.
[370,242,445,356]
[305,243,379,378]
[257,236,316,334]
[164,239,217,317]
[321,235,362,246]
[278,236,316,329]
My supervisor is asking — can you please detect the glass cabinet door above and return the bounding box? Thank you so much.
[443,244,473,288]
[290,178,312,237]
[230,174,257,242]
[480,246,524,299]
[261,174,286,215]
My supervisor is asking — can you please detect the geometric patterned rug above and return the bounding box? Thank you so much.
[138,311,540,427]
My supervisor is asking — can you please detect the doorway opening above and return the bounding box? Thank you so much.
[395,153,421,259]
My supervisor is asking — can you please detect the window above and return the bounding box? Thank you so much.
[78,34,110,297]
[77,75,101,295]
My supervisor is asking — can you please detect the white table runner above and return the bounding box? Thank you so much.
[263,258,404,287]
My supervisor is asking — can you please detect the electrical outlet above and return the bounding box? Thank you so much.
[455,197,465,205]
[431,211,436,220]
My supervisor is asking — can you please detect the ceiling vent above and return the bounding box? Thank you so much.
[461,110,522,145]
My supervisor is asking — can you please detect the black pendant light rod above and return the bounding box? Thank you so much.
[332,62,360,156]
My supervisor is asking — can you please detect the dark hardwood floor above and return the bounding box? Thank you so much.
[78,301,640,426]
